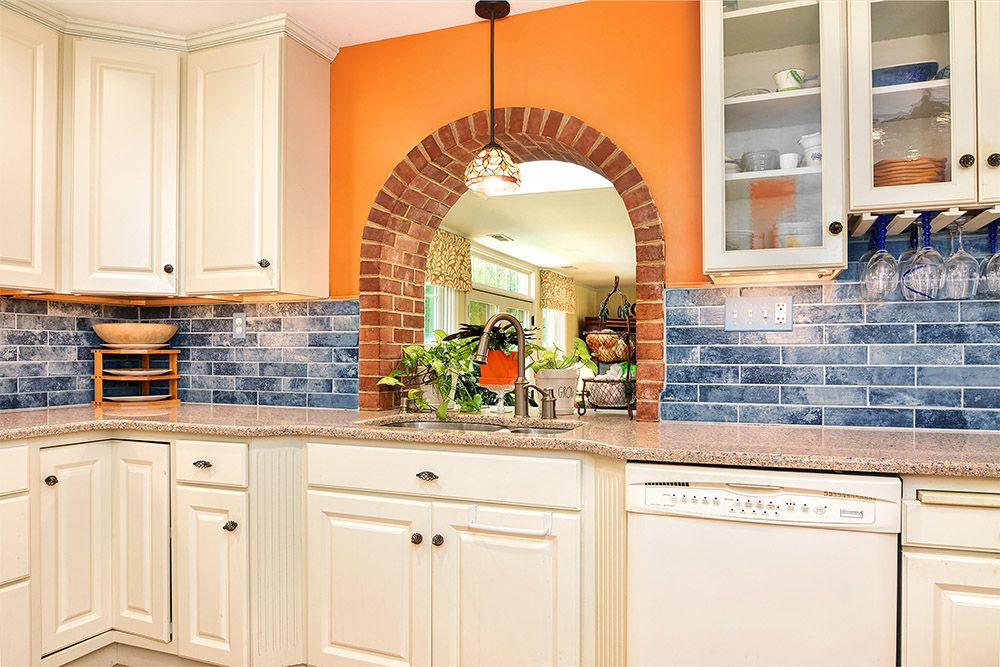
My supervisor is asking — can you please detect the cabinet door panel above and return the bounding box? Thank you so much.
[432,503,581,667]
[903,551,1000,666]
[176,485,248,667]
[0,579,31,667]
[308,490,431,667]
[69,39,179,294]
[40,442,114,654]
[979,0,1000,203]
[184,37,279,294]
[0,494,28,585]
[0,8,57,290]
[112,442,170,642]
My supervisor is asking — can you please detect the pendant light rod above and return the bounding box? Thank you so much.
[475,0,509,145]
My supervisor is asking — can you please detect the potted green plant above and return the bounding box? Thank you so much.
[528,338,597,415]
[444,322,535,386]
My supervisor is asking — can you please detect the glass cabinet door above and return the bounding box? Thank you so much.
[702,0,847,277]
[849,0,978,210]
[978,0,1000,204]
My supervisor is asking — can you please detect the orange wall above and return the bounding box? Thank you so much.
[329,0,704,298]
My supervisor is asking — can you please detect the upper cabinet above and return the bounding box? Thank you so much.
[0,7,58,292]
[64,38,180,295]
[184,35,330,298]
[702,0,848,281]
[977,0,1000,204]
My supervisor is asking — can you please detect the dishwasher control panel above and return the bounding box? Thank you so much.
[642,486,877,525]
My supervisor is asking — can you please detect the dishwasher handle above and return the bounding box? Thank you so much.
[918,490,1000,509]
[726,482,784,492]
[467,505,552,537]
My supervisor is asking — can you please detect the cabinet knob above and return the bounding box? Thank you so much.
[959,153,976,168]
[222,521,238,532]
[416,470,439,482]
[828,221,844,235]
[411,533,423,544]
[192,460,212,469]
[988,153,1000,168]
[163,264,174,274]
[431,534,444,546]
[44,475,58,486]
[258,258,271,268]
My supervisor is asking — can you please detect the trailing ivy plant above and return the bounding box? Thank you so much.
[528,338,598,374]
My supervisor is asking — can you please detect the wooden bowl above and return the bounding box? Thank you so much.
[92,322,178,345]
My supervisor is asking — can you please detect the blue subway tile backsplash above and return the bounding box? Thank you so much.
[0,297,360,410]
[662,236,1000,430]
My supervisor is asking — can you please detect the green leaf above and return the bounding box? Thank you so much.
[377,376,404,387]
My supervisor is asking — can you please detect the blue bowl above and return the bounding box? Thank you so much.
[872,61,939,87]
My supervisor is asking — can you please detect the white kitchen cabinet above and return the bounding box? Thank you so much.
[0,579,31,667]
[112,441,170,642]
[184,35,330,297]
[977,0,1000,204]
[701,0,847,280]
[307,490,431,667]
[65,37,180,295]
[0,6,58,291]
[432,502,581,667]
[176,485,248,667]
[39,441,114,654]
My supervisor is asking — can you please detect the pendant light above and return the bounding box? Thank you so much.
[464,0,521,196]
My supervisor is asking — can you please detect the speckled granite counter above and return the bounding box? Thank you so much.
[0,404,997,477]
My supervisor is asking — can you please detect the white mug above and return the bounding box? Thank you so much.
[773,68,805,91]
[779,153,800,170]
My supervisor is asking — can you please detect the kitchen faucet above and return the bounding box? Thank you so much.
[473,313,556,419]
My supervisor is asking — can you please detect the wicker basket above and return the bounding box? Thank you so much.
[585,330,631,363]
[582,378,636,409]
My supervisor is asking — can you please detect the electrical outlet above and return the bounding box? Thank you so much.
[232,312,247,340]
[723,296,794,332]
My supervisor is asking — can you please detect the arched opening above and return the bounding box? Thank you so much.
[358,107,665,420]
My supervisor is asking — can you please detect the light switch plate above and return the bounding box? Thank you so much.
[232,312,247,340]
[723,296,794,332]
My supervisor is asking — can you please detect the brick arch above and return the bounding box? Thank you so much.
[359,107,666,421]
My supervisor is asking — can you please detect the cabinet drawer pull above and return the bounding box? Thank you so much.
[258,258,270,268]
[988,153,1000,168]
[192,460,212,469]
[917,490,1000,509]
[410,532,423,544]
[415,470,438,481]
[431,534,444,546]
[467,505,553,537]
[222,520,238,532]
[959,153,976,168]
[163,264,174,274]
[828,221,843,235]
[44,475,58,486]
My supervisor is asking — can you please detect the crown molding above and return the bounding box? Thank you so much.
[0,0,338,61]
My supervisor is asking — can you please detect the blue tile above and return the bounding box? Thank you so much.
[284,377,333,393]
[917,323,1000,344]
[963,345,1000,365]
[869,345,962,365]
[236,376,282,391]
[869,387,962,407]
[212,362,258,376]
[17,346,76,361]
[332,315,360,331]
[660,384,698,402]
[824,407,913,428]
[781,346,867,365]
[255,302,309,317]
[699,384,779,404]
[308,332,361,348]
[659,402,738,423]
[919,366,1000,387]
[333,348,360,363]
[179,388,212,403]
[308,300,361,316]
[741,285,823,303]
[283,347,333,363]
[235,348,283,362]
[0,378,15,394]
[334,379,359,394]
[823,283,863,304]
[259,362,309,377]
[18,376,74,392]
[825,366,913,386]
[282,316,333,332]
[699,307,725,326]
[964,388,1000,409]
[665,365,740,384]
[915,409,1000,431]
[826,324,914,344]
[190,375,236,390]
[212,390,258,405]
[700,346,780,364]
[190,347,235,361]
[865,301,959,324]
[665,288,735,307]
[0,362,46,378]
[0,330,47,346]
[47,390,94,406]
[663,327,740,345]
[308,393,360,409]
[259,391,308,407]
[959,301,1000,322]
[741,365,823,385]
[309,363,358,379]
[781,385,867,406]
[740,405,822,426]
[2,298,47,314]
[665,308,698,326]
[246,317,282,332]
[189,319,232,333]
[257,332,309,348]
[666,346,698,364]
[740,327,824,345]
[0,393,46,410]
[794,304,863,324]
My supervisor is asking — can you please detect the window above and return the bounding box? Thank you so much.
[424,283,457,346]
[541,308,566,349]
[467,250,536,331]
[471,254,533,299]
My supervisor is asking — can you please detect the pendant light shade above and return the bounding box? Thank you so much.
[465,1,520,195]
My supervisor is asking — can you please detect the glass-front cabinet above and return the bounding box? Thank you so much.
[978,0,1000,204]
[848,0,978,211]
[702,0,847,280]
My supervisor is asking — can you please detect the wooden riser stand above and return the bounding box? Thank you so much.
[91,348,181,407]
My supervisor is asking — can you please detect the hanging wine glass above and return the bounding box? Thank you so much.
[900,211,944,301]
[941,226,980,299]
[897,224,920,273]
[861,215,898,301]
[980,220,1000,296]
[858,228,877,268]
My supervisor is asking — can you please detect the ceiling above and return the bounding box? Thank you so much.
[443,185,636,290]
[38,0,583,47]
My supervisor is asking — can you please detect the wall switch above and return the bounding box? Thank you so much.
[723,296,794,332]
[232,312,247,340]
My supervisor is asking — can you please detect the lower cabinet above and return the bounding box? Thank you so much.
[0,579,31,667]
[0,445,30,667]
[175,485,249,667]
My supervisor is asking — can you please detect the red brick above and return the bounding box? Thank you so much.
[406,146,429,172]
[636,401,658,422]
[557,116,583,145]
[636,243,665,262]
[603,151,631,179]
[613,167,641,193]
[633,224,663,243]
[636,282,665,301]
[621,184,653,211]
[541,111,564,138]
[526,107,545,135]
[629,203,660,226]
[588,138,615,167]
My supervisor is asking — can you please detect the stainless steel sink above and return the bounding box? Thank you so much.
[386,421,507,432]
[506,426,577,435]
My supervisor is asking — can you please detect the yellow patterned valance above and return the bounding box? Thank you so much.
[540,270,576,313]
[427,230,472,291]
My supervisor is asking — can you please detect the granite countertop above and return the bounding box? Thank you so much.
[0,404,997,477]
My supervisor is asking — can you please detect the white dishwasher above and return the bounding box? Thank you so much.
[627,463,901,667]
